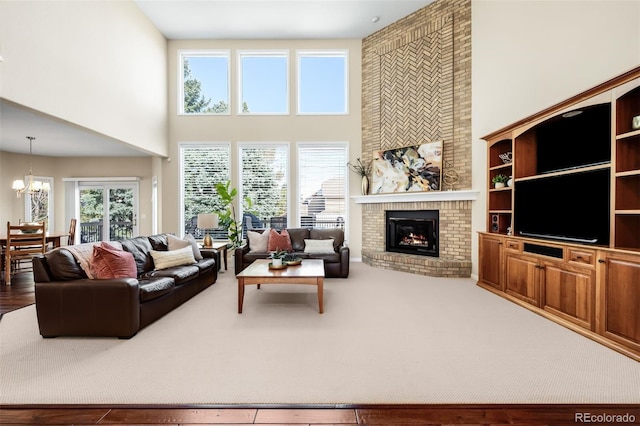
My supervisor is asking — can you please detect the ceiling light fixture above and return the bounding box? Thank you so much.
[372,16,380,23]
[12,136,50,198]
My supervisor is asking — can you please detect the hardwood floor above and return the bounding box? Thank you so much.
[1,273,638,425]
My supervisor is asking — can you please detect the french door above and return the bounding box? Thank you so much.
[78,182,139,243]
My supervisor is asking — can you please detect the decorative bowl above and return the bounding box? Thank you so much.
[268,262,288,270]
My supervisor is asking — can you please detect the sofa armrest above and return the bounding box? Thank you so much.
[235,244,249,274]
[339,246,350,278]
[35,278,140,338]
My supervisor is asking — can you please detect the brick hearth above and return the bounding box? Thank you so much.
[360,199,472,277]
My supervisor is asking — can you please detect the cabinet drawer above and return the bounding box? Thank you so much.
[568,249,595,266]
[505,239,521,251]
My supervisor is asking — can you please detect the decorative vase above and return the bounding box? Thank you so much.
[361,175,369,195]
[494,182,505,189]
[507,178,513,187]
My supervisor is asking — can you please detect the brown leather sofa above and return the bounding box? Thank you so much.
[234,227,349,278]
[33,234,217,339]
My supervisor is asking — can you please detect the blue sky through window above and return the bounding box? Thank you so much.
[240,54,288,113]
[186,55,229,111]
[298,54,347,114]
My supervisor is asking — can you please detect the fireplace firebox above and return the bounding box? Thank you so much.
[386,210,439,257]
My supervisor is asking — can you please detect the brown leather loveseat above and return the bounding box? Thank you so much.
[33,234,217,339]
[234,227,349,278]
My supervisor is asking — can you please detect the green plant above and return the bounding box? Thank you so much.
[214,181,254,249]
[347,158,372,177]
[269,249,288,260]
[283,253,301,262]
[492,174,509,185]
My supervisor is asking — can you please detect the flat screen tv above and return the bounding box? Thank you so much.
[514,168,610,245]
[535,103,611,174]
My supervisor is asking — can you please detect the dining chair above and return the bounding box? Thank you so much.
[4,221,46,285]
[68,218,77,245]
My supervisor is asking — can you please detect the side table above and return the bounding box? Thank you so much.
[200,240,229,272]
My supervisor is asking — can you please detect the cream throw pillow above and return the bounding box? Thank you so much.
[247,230,269,253]
[303,239,335,254]
[167,233,203,260]
[151,246,197,270]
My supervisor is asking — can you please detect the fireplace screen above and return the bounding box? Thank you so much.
[386,210,439,257]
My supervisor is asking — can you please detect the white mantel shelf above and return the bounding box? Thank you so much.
[351,190,479,204]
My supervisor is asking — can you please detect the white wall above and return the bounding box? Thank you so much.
[0,0,168,156]
[471,0,640,276]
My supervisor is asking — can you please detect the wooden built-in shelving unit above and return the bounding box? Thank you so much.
[479,66,640,361]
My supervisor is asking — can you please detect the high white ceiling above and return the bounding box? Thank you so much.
[1,0,433,157]
[135,0,435,40]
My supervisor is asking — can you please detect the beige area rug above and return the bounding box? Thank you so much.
[1,262,639,405]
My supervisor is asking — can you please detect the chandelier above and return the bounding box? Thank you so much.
[12,136,50,198]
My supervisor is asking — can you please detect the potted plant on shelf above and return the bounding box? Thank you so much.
[492,174,509,189]
[269,249,288,268]
[347,157,373,195]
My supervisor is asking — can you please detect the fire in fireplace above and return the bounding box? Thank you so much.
[386,210,439,257]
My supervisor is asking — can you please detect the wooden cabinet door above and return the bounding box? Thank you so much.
[505,253,540,306]
[479,234,503,290]
[600,252,640,353]
[540,260,595,330]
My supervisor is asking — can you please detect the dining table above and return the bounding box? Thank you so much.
[0,231,69,249]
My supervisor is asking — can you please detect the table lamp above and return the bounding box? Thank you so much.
[197,213,218,248]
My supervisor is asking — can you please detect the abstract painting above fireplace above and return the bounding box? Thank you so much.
[371,141,443,194]
[386,210,439,257]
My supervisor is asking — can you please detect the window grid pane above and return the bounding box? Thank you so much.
[240,144,289,228]
[181,52,229,114]
[298,144,348,231]
[298,52,347,114]
[239,52,289,114]
[181,144,230,237]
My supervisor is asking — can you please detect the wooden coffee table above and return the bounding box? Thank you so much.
[236,259,325,314]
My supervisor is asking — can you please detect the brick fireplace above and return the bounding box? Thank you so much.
[360,0,472,277]
[356,192,474,277]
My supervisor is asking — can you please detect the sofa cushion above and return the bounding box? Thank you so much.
[120,236,155,275]
[150,246,196,270]
[147,234,169,251]
[194,257,216,273]
[287,228,310,252]
[144,264,200,285]
[45,248,88,281]
[304,239,335,254]
[267,228,292,252]
[310,228,343,251]
[91,242,138,279]
[138,277,175,302]
[308,252,340,263]
[247,230,269,253]
[167,233,203,260]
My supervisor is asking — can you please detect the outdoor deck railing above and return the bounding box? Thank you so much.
[80,221,133,243]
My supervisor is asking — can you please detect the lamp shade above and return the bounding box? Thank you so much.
[197,213,219,230]
[12,180,25,191]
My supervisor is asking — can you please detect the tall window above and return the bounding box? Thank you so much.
[297,51,348,114]
[179,51,230,114]
[297,143,348,230]
[180,144,231,237]
[239,143,289,228]
[238,51,289,114]
[25,176,54,231]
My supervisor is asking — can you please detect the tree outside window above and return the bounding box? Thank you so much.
[180,51,230,114]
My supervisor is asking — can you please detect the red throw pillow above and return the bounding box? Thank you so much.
[267,228,293,252]
[91,242,137,279]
